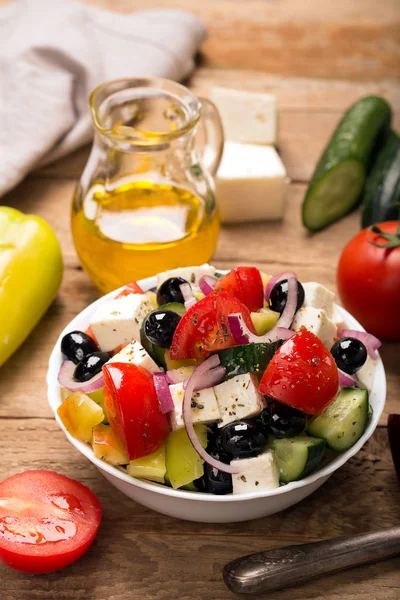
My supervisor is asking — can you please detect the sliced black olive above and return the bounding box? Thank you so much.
[330,337,367,374]
[61,330,98,365]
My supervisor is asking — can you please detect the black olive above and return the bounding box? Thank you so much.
[330,337,367,374]
[61,330,98,365]
[144,310,181,349]
[258,401,306,438]
[73,352,109,382]
[156,277,191,306]
[269,279,305,314]
[220,421,268,459]
[203,449,233,495]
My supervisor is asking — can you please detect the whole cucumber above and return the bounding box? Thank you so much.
[302,96,392,231]
[361,129,400,227]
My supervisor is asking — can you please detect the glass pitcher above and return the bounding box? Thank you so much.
[72,77,224,294]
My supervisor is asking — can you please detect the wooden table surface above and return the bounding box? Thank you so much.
[1,1,399,599]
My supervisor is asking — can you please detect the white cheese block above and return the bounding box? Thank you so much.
[156,264,216,289]
[332,306,347,337]
[108,340,162,374]
[292,306,337,349]
[168,383,221,430]
[90,293,153,352]
[215,142,288,223]
[231,450,279,494]
[214,373,266,428]
[357,355,377,390]
[210,87,277,145]
[303,282,336,319]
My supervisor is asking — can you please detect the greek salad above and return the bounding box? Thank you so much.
[57,265,381,495]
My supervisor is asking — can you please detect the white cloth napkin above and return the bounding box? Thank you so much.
[0,0,206,197]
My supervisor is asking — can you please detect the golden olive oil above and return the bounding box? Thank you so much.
[72,181,220,293]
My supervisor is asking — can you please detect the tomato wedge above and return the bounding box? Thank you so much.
[259,329,339,414]
[0,470,101,574]
[169,290,256,360]
[115,280,144,298]
[103,362,169,460]
[214,266,264,312]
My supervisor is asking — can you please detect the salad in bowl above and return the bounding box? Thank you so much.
[53,265,383,501]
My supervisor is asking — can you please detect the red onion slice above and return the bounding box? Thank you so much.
[338,369,358,387]
[153,372,174,414]
[341,329,382,360]
[199,274,217,296]
[229,277,298,344]
[182,356,238,475]
[166,369,188,385]
[58,360,104,393]
[264,271,297,302]
[182,364,226,390]
[180,282,197,310]
[277,327,296,340]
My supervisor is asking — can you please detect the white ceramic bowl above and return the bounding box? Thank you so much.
[47,274,386,523]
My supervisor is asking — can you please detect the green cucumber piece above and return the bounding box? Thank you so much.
[218,342,278,379]
[158,302,186,317]
[140,320,166,368]
[271,436,326,483]
[361,129,400,227]
[303,96,392,231]
[307,387,369,451]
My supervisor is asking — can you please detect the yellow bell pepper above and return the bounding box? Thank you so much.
[0,207,63,366]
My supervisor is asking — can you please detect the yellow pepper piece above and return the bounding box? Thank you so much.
[92,423,129,466]
[127,445,166,483]
[164,349,197,371]
[57,391,104,443]
[0,207,63,367]
[251,308,280,335]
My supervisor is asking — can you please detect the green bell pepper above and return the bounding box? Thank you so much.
[0,207,63,367]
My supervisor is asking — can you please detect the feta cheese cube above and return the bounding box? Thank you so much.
[292,306,337,349]
[168,383,221,430]
[156,264,216,290]
[210,87,277,145]
[213,373,266,428]
[215,142,288,223]
[90,294,153,352]
[231,450,279,494]
[357,355,377,390]
[108,340,162,374]
[302,282,335,319]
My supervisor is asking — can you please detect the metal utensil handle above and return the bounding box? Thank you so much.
[223,526,400,595]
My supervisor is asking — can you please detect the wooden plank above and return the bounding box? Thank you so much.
[1,422,399,598]
[0,177,398,423]
[73,0,400,81]
[35,71,400,182]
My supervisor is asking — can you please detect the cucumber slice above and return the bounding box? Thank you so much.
[218,342,278,379]
[361,129,400,227]
[307,387,369,451]
[303,96,392,231]
[271,436,326,483]
[158,302,186,317]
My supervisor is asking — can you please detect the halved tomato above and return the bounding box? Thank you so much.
[115,280,144,298]
[103,363,169,460]
[0,470,101,573]
[214,266,264,312]
[169,290,256,360]
[259,329,339,414]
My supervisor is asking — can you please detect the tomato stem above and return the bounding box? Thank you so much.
[369,224,400,249]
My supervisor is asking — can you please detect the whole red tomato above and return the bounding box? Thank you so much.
[337,221,400,340]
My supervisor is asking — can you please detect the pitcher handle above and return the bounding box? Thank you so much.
[198,97,224,177]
